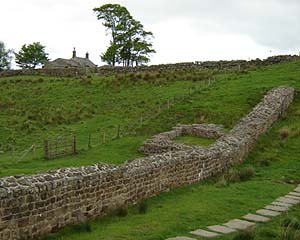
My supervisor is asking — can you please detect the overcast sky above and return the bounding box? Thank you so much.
[1,0,300,67]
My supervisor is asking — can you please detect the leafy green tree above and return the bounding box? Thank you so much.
[0,41,12,71]
[101,43,120,66]
[94,4,155,67]
[15,42,49,69]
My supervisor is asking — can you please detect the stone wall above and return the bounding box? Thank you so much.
[139,124,226,155]
[0,68,96,78]
[1,55,299,78]
[0,86,294,240]
[96,55,300,75]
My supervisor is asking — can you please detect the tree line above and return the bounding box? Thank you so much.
[0,3,155,71]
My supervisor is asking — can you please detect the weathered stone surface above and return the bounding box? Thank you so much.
[166,237,196,240]
[207,225,236,234]
[243,213,270,222]
[256,209,281,217]
[0,87,294,240]
[139,123,225,155]
[285,195,300,200]
[190,229,219,238]
[223,219,255,230]
[277,197,300,204]
[265,205,289,212]
[289,192,300,197]
[294,188,300,193]
[271,201,293,208]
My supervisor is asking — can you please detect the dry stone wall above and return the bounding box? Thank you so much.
[0,86,294,240]
[139,124,225,155]
[0,55,299,78]
[96,55,300,75]
[0,68,95,78]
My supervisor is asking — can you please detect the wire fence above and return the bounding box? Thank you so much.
[0,77,216,162]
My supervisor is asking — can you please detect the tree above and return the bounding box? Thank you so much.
[0,41,12,71]
[94,4,155,67]
[15,42,49,69]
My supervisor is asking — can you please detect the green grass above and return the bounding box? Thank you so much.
[1,61,300,239]
[44,88,300,239]
[0,70,214,176]
[174,135,216,146]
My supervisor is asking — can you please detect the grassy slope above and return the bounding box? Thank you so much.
[41,61,300,240]
[0,71,211,176]
[0,62,300,240]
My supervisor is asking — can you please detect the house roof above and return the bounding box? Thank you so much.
[45,56,96,68]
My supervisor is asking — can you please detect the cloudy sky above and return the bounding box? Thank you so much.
[1,0,300,67]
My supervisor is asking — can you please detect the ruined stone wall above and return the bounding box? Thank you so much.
[0,68,96,78]
[96,55,300,75]
[1,55,299,78]
[139,124,226,155]
[0,86,294,240]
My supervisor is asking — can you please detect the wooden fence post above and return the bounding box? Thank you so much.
[116,125,121,139]
[72,135,77,154]
[44,140,49,159]
[102,132,106,143]
[88,134,92,149]
[140,116,143,126]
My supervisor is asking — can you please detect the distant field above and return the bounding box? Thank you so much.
[0,62,300,240]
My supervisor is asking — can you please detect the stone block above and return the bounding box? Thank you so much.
[277,197,300,204]
[166,237,196,240]
[207,225,236,234]
[223,219,255,230]
[256,209,281,217]
[289,192,300,197]
[243,213,270,222]
[264,205,288,212]
[271,201,292,208]
[190,229,219,238]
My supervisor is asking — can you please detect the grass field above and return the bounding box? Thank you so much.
[1,61,300,239]
[174,135,216,146]
[0,69,215,176]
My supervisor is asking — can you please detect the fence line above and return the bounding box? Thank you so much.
[0,77,216,161]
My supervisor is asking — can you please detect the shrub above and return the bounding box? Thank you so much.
[233,228,255,240]
[238,166,255,181]
[281,216,300,230]
[280,216,300,240]
[72,222,92,233]
[279,127,290,139]
[215,175,228,188]
[116,205,128,217]
[138,199,148,214]
[143,72,152,81]
[227,166,255,183]
[258,157,271,166]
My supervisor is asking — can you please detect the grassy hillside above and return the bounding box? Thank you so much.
[32,60,300,240]
[0,69,215,176]
[0,62,300,240]
[1,62,300,177]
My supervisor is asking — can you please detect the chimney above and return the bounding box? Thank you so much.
[72,47,76,58]
[85,52,89,59]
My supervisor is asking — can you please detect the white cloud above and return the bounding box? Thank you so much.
[1,0,299,68]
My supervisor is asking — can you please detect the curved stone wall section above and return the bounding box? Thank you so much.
[0,87,294,240]
[139,124,225,155]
